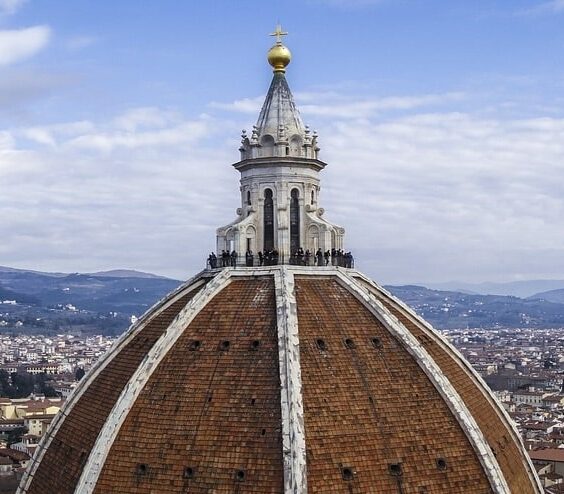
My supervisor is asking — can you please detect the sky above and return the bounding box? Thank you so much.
[1,0,563,284]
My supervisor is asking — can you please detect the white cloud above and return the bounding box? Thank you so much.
[113,107,181,132]
[20,127,56,147]
[551,0,564,10]
[0,107,233,278]
[18,121,94,147]
[209,96,264,114]
[540,0,564,11]
[0,69,68,113]
[0,25,51,66]
[0,0,27,15]
[315,109,564,283]
[300,93,465,118]
[211,92,465,120]
[67,121,209,153]
[0,130,14,149]
[2,93,564,284]
[518,0,564,14]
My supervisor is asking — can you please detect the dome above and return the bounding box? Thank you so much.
[17,27,542,494]
[267,43,291,72]
[18,266,541,493]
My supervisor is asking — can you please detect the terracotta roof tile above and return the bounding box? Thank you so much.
[26,282,206,494]
[94,277,283,494]
[296,276,493,493]
[364,279,539,494]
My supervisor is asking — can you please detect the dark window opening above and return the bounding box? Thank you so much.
[286,146,290,155]
[183,467,195,479]
[136,463,148,476]
[261,428,266,436]
[235,470,246,482]
[311,190,315,205]
[344,338,355,349]
[290,188,300,253]
[246,190,251,205]
[250,397,256,405]
[219,340,230,351]
[251,340,260,350]
[264,188,274,251]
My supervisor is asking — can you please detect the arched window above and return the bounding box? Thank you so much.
[311,189,315,205]
[246,226,256,253]
[308,224,319,252]
[260,135,275,157]
[290,188,300,254]
[290,135,302,155]
[263,189,274,251]
[246,191,251,206]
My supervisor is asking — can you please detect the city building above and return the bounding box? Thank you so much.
[17,29,542,494]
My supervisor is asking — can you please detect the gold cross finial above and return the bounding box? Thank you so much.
[270,24,288,44]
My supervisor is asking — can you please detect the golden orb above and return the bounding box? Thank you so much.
[267,43,291,72]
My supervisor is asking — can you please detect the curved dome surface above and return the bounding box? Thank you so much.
[18,266,541,494]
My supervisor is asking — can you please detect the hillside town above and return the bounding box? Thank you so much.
[447,327,564,492]
[0,334,115,491]
[2,328,564,491]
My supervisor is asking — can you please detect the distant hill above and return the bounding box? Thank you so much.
[0,286,40,305]
[425,280,564,298]
[0,265,165,280]
[2,265,564,334]
[0,267,182,336]
[384,284,564,330]
[87,269,169,279]
[528,288,564,304]
[0,265,67,277]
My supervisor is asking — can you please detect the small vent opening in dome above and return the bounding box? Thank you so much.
[189,340,201,351]
[183,467,195,479]
[389,463,402,477]
[235,469,246,481]
[251,339,260,350]
[136,463,148,476]
[344,338,355,349]
[219,340,230,351]
[436,458,447,471]
[371,337,382,349]
[341,466,354,481]
[261,428,266,436]
[316,338,327,351]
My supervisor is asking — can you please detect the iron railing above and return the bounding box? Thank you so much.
[206,252,354,270]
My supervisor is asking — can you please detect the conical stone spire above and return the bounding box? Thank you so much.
[254,71,306,148]
[240,26,318,161]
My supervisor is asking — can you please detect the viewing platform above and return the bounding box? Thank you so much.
[206,251,354,270]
